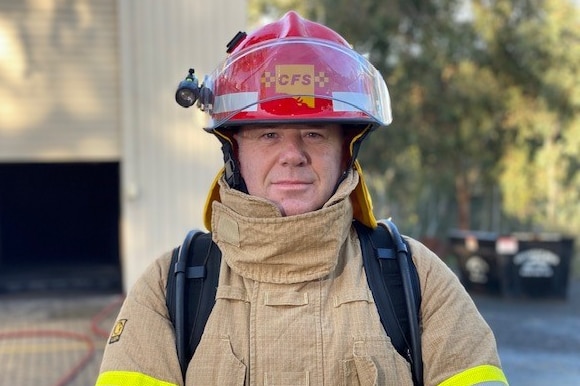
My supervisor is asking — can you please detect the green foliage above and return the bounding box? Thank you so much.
[474,0,580,236]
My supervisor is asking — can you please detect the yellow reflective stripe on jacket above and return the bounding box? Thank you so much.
[95,371,178,386]
[439,364,508,386]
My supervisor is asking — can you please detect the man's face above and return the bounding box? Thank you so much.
[234,123,345,216]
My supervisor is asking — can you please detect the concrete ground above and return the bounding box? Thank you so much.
[473,278,580,386]
[0,280,579,385]
[0,292,122,386]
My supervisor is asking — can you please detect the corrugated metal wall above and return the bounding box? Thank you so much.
[0,0,119,161]
[118,0,247,289]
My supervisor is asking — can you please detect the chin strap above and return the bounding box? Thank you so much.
[334,124,372,192]
[216,132,248,193]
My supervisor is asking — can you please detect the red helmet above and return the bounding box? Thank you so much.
[201,11,392,131]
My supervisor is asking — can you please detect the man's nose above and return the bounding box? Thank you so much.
[279,136,308,166]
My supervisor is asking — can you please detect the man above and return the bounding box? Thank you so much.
[96,11,508,386]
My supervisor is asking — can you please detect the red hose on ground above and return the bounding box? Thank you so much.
[0,329,95,386]
[0,294,125,386]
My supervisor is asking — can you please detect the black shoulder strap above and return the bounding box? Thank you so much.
[354,219,423,386]
[166,230,221,378]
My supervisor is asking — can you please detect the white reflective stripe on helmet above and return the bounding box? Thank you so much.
[213,92,259,114]
[214,91,379,117]
[332,92,373,113]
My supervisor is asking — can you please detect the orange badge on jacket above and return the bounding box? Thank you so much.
[108,319,127,344]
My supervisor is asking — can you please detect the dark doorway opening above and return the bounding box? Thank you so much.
[0,162,122,294]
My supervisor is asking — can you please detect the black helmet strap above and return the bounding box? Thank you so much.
[217,135,248,193]
[334,124,371,191]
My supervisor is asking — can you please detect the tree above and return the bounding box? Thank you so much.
[473,0,580,234]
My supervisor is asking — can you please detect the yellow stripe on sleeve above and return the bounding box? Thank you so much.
[438,364,509,386]
[95,371,179,386]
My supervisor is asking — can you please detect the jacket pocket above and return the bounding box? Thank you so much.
[342,356,378,386]
[341,339,414,386]
[187,336,246,386]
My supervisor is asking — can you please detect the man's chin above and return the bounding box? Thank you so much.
[278,200,321,217]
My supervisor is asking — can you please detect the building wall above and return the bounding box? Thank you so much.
[0,0,247,291]
[118,0,247,290]
[0,0,119,161]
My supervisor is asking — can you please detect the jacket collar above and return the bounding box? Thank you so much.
[210,170,358,283]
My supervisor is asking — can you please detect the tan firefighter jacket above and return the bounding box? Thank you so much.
[96,169,508,386]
